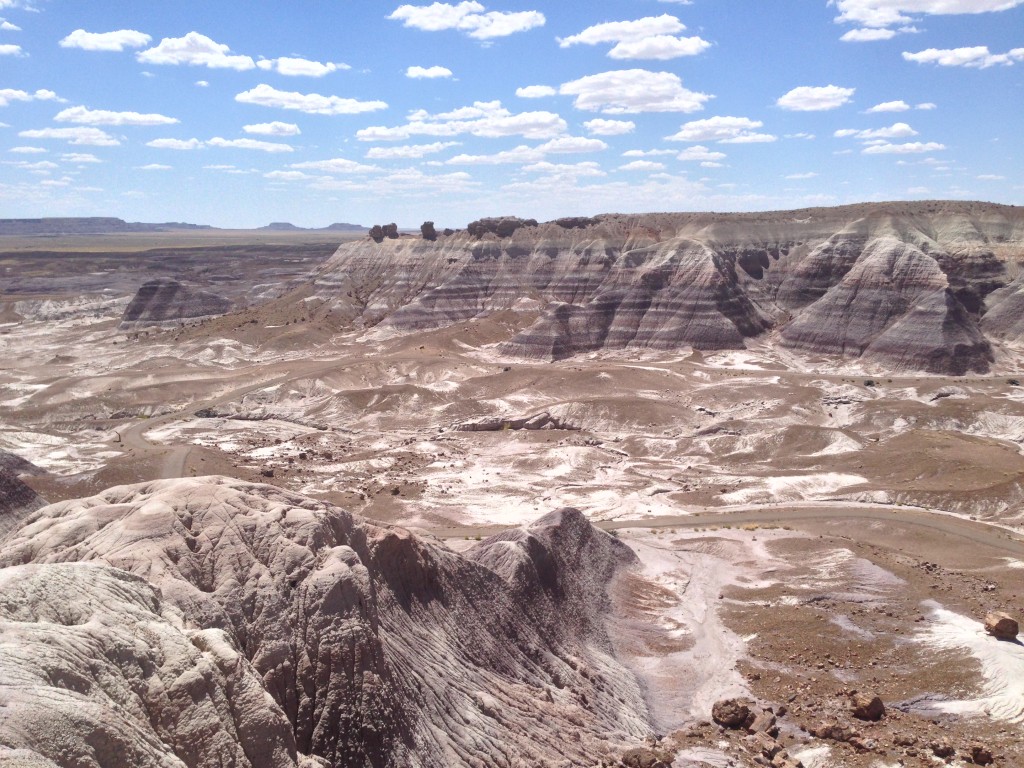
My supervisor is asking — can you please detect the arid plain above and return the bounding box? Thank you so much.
[3,203,1024,767]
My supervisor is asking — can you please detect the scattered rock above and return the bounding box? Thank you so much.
[849,691,885,721]
[985,611,1019,640]
[969,744,995,765]
[712,698,755,729]
[620,746,673,768]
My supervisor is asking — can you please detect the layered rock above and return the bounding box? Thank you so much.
[0,477,647,767]
[120,278,232,328]
[308,201,1024,374]
[0,450,46,537]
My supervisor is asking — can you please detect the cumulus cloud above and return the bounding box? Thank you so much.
[137,163,171,170]
[256,57,349,77]
[0,88,60,107]
[357,100,566,141]
[666,116,776,144]
[583,118,635,136]
[8,146,46,153]
[559,14,710,60]
[833,0,1024,28]
[137,32,255,70]
[62,152,101,163]
[55,106,179,126]
[446,136,607,165]
[207,137,294,152]
[59,29,152,51]
[406,65,453,78]
[866,100,910,112]
[840,25,918,42]
[676,145,727,161]
[619,159,665,172]
[388,2,545,40]
[834,122,918,140]
[243,121,301,136]
[1,20,21,31]
[19,127,119,145]
[235,84,387,115]
[785,172,818,179]
[365,141,459,159]
[902,46,1024,68]
[0,44,22,55]
[521,161,605,177]
[622,148,677,157]
[560,69,712,114]
[516,85,556,98]
[146,138,203,150]
[777,85,855,111]
[862,141,945,154]
[290,157,380,174]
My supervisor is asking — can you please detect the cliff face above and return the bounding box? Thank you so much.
[0,477,645,768]
[310,202,1024,374]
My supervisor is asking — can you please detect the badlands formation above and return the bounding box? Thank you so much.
[3,202,1024,767]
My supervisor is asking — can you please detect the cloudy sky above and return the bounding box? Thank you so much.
[1,0,1022,228]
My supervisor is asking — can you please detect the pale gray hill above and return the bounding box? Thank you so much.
[0,477,647,768]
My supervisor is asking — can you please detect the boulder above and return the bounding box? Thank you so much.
[712,698,755,729]
[970,744,995,765]
[620,747,672,768]
[849,692,885,721]
[985,611,1019,640]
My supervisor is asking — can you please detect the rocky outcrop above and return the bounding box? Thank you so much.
[308,202,1024,375]
[0,450,46,537]
[120,278,232,328]
[0,478,647,767]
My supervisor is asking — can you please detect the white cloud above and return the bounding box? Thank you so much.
[840,25,917,41]
[559,14,710,60]
[1,20,21,31]
[777,85,855,111]
[137,32,255,70]
[516,85,555,99]
[978,174,1006,180]
[785,172,818,179]
[62,152,101,163]
[365,141,459,159]
[0,44,22,56]
[357,100,566,141]
[146,138,203,150]
[676,145,727,161]
[841,27,897,41]
[138,163,172,170]
[903,46,1024,68]
[786,132,816,140]
[862,141,945,154]
[59,29,151,51]
[833,0,1024,28]
[8,146,46,153]
[917,102,937,110]
[521,161,605,177]
[243,121,301,136]
[195,80,209,87]
[55,106,179,126]
[867,100,910,112]
[622,148,677,157]
[388,2,545,40]
[835,122,918,140]
[235,84,387,115]
[256,57,349,77]
[207,137,294,152]
[290,157,379,174]
[406,65,453,79]
[560,69,711,114]
[19,127,119,146]
[619,160,665,172]
[584,118,635,136]
[446,136,607,165]
[667,116,776,144]
[265,170,313,182]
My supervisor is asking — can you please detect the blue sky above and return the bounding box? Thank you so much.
[1,0,1022,228]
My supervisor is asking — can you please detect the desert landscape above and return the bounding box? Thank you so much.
[2,202,1024,767]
